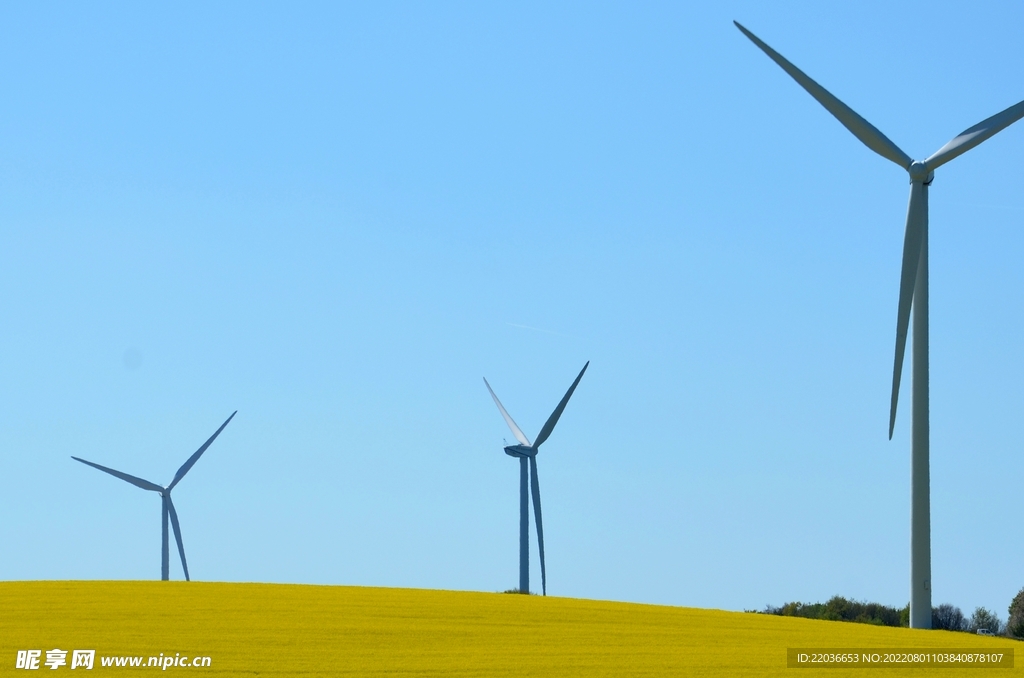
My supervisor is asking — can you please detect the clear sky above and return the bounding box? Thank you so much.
[2,1,1023,618]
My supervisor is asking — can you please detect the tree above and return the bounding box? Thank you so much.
[969,607,1003,635]
[1008,589,1024,639]
[932,604,967,632]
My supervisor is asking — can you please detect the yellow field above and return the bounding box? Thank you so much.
[0,581,1019,676]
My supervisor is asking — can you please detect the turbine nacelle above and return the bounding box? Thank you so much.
[503,444,535,458]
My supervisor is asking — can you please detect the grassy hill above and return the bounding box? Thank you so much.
[0,581,1017,676]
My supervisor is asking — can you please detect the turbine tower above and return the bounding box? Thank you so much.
[735,21,1024,628]
[483,362,588,595]
[72,411,237,581]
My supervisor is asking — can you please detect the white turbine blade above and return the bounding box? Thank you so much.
[168,411,236,491]
[889,181,928,439]
[533,362,589,449]
[71,456,163,493]
[166,496,190,581]
[734,21,912,170]
[529,455,546,596]
[924,98,1024,172]
[483,378,531,447]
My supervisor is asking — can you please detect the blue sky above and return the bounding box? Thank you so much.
[2,1,1023,618]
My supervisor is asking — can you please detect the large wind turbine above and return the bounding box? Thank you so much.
[483,362,588,595]
[72,411,236,581]
[735,21,1024,628]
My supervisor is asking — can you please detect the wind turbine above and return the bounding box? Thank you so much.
[72,411,236,581]
[735,21,1024,628]
[483,362,588,595]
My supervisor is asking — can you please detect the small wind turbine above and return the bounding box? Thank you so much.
[735,21,1024,628]
[483,362,588,595]
[72,411,237,581]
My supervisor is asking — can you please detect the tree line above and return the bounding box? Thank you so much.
[753,588,1024,638]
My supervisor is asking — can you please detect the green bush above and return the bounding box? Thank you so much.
[762,598,981,631]
[762,596,904,628]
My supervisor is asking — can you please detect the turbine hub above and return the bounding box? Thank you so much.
[908,161,933,184]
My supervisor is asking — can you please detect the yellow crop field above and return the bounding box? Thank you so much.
[0,581,1019,676]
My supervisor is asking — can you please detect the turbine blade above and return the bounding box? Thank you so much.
[71,456,163,493]
[162,498,169,581]
[533,362,589,449]
[483,378,531,447]
[889,181,928,438]
[167,411,236,491]
[166,496,190,581]
[924,98,1024,172]
[529,455,546,596]
[734,21,912,170]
